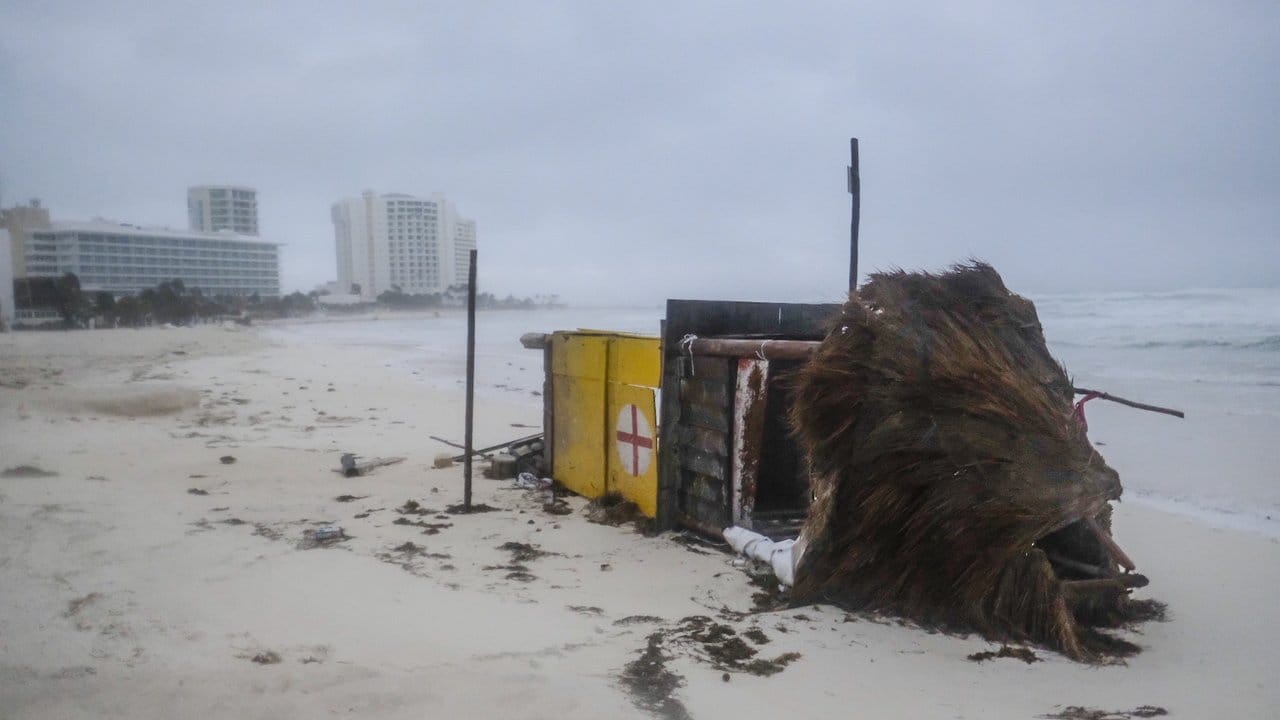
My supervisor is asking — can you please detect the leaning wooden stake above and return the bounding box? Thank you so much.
[463,249,478,511]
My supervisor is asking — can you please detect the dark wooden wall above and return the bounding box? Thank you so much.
[657,299,839,532]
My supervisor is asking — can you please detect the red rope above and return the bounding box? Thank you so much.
[1073,392,1101,431]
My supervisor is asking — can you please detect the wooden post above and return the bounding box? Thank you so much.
[463,249,477,510]
[848,137,861,291]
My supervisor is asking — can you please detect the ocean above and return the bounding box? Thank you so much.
[270,288,1280,537]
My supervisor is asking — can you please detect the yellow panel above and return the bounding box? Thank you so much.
[551,334,608,498]
[607,335,661,389]
[551,332,608,380]
[607,381,659,518]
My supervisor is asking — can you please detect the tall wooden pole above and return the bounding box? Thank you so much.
[848,137,861,291]
[463,249,477,510]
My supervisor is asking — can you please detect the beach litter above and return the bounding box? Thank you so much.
[298,525,348,549]
[723,527,797,588]
[586,489,645,525]
[338,453,405,477]
[219,455,236,465]
[2,465,59,478]
[1040,706,1168,720]
[250,651,282,665]
[515,472,552,490]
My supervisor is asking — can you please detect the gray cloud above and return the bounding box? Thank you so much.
[2,1,1276,304]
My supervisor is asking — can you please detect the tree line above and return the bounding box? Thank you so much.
[13,273,318,328]
[14,274,559,329]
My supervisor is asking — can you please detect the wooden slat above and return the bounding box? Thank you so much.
[672,424,729,458]
[678,471,725,504]
[680,376,732,408]
[679,448,727,481]
[683,404,730,434]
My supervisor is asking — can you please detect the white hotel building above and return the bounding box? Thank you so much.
[188,185,259,236]
[25,221,281,298]
[331,191,476,299]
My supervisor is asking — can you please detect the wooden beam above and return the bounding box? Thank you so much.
[686,337,820,360]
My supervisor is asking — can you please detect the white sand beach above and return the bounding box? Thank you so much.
[1,323,1277,719]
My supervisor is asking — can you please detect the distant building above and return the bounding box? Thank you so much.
[312,280,344,296]
[1,198,52,277]
[25,221,280,298]
[331,190,476,300]
[188,185,259,235]
[0,230,15,329]
[453,218,477,285]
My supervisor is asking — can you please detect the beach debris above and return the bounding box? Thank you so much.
[584,493,644,527]
[445,502,498,514]
[187,488,210,496]
[64,592,103,618]
[788,262,1161,661]
[430,435,469,452]
[619,615,801,717]
[250,651,282,665]
[498,541,553,563]
[297,525,347,549]
[543,500,573,516]
[392,541,427,556]
[219,455,236,465]
[313,525,343,541]
[665,616,800,676]
[723,526,797,587]
[432,453,454,469]
[396,500,434,515]
[338,454,405,477]
[620,631,692,720]
[392,517,452,534]
[485,453,518,479]
[445,433,544,462]
[1040,706,1168,720]
[515,472,552,491]
[614,615,664,626]
[2,465,58,478]
[967,645,1040,664]
[333,494,367,503]
[1072,388,1184,422]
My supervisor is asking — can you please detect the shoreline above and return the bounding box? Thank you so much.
[1,324,1277,718]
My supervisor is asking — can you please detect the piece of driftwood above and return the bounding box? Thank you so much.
[447,433,543,462]
[337,455,406,477]
[1073,388,1185,419]
[429,435,466,451]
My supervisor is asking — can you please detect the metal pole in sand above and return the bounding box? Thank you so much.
[848,137,861,291]
[463,249,478,511]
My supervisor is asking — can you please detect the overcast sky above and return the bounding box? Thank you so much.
[2,1,1276,304]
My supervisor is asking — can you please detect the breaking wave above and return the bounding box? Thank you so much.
[1125,335,1280,351]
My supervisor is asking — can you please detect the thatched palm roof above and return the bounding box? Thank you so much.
[789,263,1159,660]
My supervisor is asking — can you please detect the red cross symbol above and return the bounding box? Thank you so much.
[615,403,654,476]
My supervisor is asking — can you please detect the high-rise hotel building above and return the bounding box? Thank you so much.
[331,191,476,299]
[188,185,259,235]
